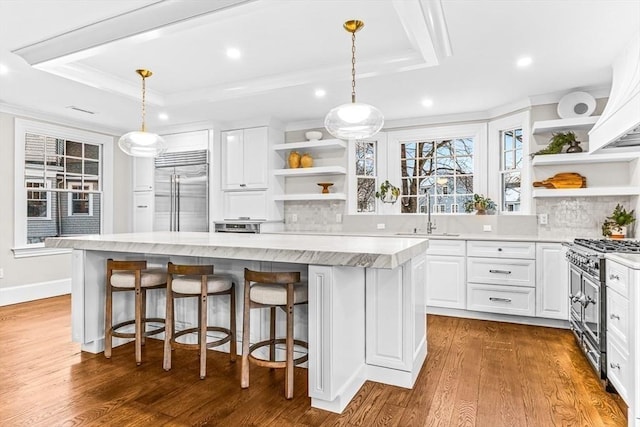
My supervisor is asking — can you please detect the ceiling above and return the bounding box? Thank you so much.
[0,0,639,135]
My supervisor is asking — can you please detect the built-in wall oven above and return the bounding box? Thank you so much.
[566,238,640,383]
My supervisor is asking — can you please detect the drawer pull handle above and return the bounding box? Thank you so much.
[610,313,620,320]
[489,297,512,303]
[609,274,620,281]
[240,183,247,187]
[489,269,511,274]
[136,205,148,208]
[610,362,621,370]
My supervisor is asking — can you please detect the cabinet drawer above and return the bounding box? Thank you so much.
[606,261,629,298]
[426,239,466,256]
[467,283,535,316]
[606,289,630,350]
[467,240,535,259]
[607,334,630,403]
[467,258,535,287]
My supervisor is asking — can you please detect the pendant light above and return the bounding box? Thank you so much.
[118,69,167,157]
[324,20,384,140]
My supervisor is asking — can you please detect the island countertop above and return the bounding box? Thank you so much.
[45,231,428,269]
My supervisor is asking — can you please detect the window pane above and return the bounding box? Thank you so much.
[456,175,474,194]
[356,159,365,176]
[504,151,514,170]
[504,130,514,150]
[65,140,83,157]
[402,177,417,196]
[84,160,99,176]
[455,156,473,174]
[66,158,82,174]
[515,129,523,149]
[502,171,521,212]
[403,142,416,159]
[401,159,416,177]
[357,178,376,213]
[454,138,473,156]
[419,141,434,158]
[419,157,434,176]
[436,140,453,157]
[85,144,99,160]
[400,197,415,214]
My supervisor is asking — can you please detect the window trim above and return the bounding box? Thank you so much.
[488,111,531,215]
[13,118,114,256]
[387,123,488,215]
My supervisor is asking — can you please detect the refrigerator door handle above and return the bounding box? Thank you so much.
[170,174,175,232]
[176,175,181,231]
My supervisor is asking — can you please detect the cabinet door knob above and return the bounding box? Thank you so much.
[610,313,620,320]
[497,248,503,251]
[610,362,621,370]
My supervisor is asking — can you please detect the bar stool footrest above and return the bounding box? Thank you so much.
[172,326,233,350]
[111,319,166,339]
[248,338,308,368]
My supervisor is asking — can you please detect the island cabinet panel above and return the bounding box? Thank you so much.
[365,254,427,387]
[426,255,466,309]
[308,265,366,411]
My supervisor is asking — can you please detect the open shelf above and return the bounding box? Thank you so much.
[273,166,347,177]
[274,193,347,201]
[531,116,600,134]
[532,186,640,198]
[273,139,346,151]
[531,151,640,166]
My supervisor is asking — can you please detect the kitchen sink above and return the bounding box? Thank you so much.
[395,232,460,237]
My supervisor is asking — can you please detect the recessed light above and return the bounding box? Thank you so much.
[421,99,434,108]
[158,113,169,121]
[517,56,533,67]
[0,64,9,75]
[315,89,326,98]
[226,47,241,59]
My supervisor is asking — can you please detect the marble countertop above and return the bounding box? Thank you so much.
[266,231,566,243]
[45,232,428,269]
[606,253,640,269]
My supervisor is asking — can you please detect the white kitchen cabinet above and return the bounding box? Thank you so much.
[466,240,536,316]
[222,191,267,220]
[132,191,153,232]
[426,239,466,309]
[133,157,154,191]
[604,257,639,426]
[535,243,569,320]
[221,127,270,190]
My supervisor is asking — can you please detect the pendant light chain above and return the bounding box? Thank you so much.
[140,75,147,132]
[351,31,357,104]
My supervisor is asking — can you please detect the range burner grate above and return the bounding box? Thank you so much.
[574,238,640,253]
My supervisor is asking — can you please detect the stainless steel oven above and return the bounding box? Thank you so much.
[566,243,606,380]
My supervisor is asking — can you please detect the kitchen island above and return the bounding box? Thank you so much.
[45,231,428,413]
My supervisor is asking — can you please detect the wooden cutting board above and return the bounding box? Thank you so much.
[533,172,586,189]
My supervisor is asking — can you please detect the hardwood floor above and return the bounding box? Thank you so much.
[0,295,626,426]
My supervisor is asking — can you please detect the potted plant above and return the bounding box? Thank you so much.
[531,131,580,157]
[602,203,635,238]
[375,180,401,204]
[464,194,496,215]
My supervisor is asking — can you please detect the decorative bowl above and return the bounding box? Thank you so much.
[305,131,323,141]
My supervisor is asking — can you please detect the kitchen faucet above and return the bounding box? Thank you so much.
[425,177,448,234]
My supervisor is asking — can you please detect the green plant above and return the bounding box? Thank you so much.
[464,194,496,213]
[602,204,635,237]
[531,131,578,157]
[375,180,400,202]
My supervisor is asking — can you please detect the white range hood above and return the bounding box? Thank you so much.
[589,31,640,153]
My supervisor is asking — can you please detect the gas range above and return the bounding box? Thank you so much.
[573,238,640,254]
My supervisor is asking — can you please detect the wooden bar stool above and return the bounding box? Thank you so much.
[163,262,236,379]
[241,268,308,399]
[105,259,166,365]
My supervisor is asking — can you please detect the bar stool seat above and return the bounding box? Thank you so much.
[105,260,166,366]
[163,262,236,379]
[241,268,308,399]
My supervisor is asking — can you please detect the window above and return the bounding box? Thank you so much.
[355,140,377,213]
[399,138,474,214]
[26,180,51,219]
[500,128,523,212]
[14,119,113,254]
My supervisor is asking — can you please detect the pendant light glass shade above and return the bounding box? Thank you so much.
[118,69,167,157]
[324,20,384,140]
[324,102,384,140]
[118,130,166,157]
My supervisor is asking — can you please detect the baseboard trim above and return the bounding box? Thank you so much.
[0,278,71,306]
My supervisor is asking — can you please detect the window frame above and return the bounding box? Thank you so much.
[67,182,94,217]
[13,118,114,257]
[25,178,52,220]
[488,111,531,215]
[347,132,389,215]
[386,123,488,215]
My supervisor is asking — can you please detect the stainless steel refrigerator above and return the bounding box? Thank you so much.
[154,150,209,232]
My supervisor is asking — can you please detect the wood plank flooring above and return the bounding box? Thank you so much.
[0,295,627,426]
